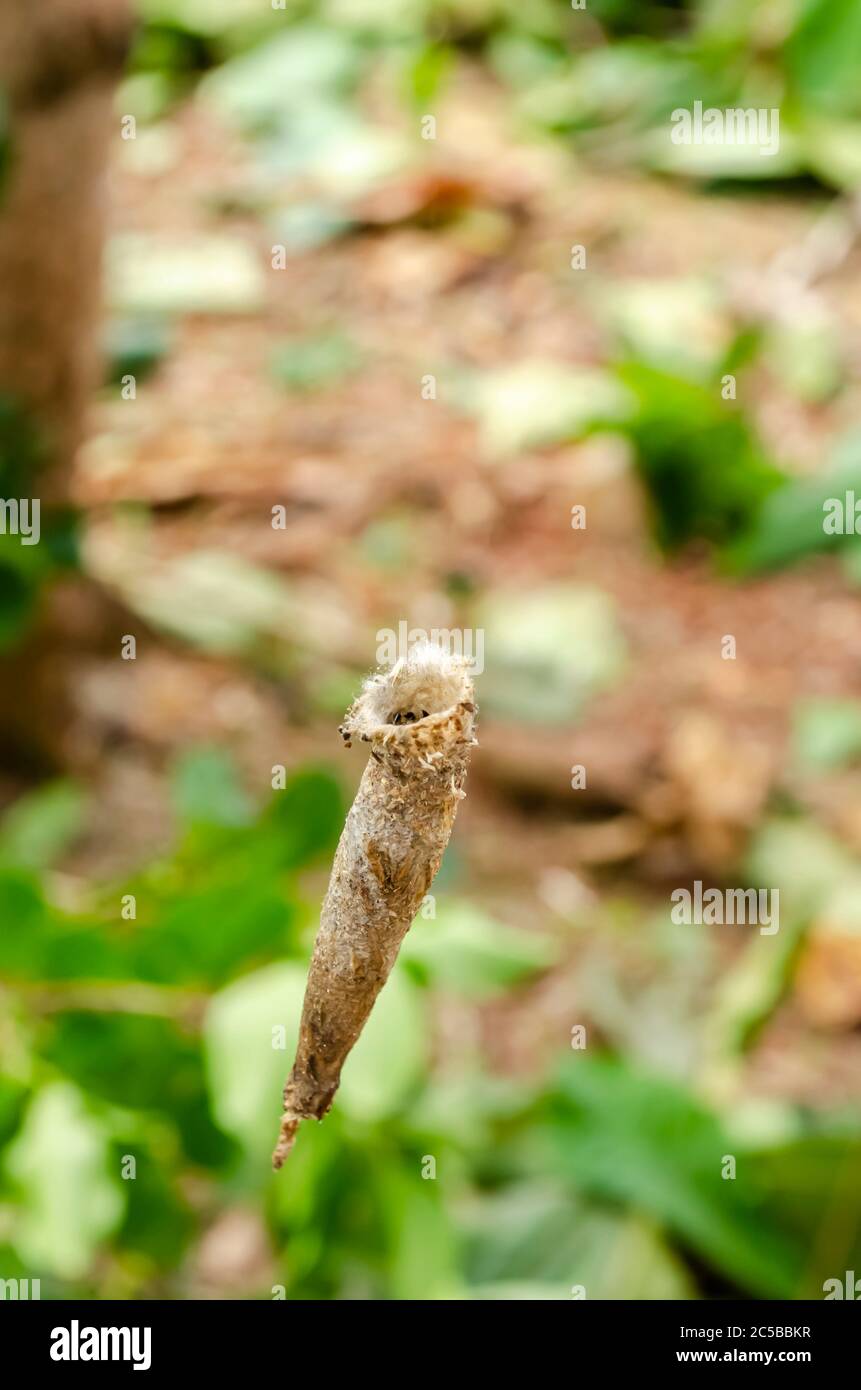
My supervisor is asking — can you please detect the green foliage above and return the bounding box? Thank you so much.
[792,698,861,772]
[475,584,627,724]
[200,26,362,137]
[129,0,861,195]
[784,0,861,118]
[748,817,860,917]
[107,235,265,317]
[204,961,308,1162]
[457,361,631,456]
[104,318,172,387]
[402,900,558,996]
[171,745,255,827]
[0,764,343,988]
[5,1083,125,1280]
[726,432,861,575]
[114,1136,195,1267]
[540,1055,861,1298]
[702,911,808,1070]
[404,44,454,111]
[39,1012,234,1170]
[612,362,785,552]
[461,1186,694,1300]
[2,751,857,1299]
[0,759,343,1288]
[0,782,87,871]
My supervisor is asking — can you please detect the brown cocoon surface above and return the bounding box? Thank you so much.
[273,642,477,1167]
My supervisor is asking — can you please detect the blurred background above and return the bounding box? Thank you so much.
[1,0,861,1301]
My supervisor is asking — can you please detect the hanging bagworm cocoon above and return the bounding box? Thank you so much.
[273,641,477,1167]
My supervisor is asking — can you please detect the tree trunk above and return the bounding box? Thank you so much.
[0,1,134,778]
[0,0,134,497]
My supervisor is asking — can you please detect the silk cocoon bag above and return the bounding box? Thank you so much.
[273,642,476,1167]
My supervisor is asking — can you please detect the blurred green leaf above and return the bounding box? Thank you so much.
[0,871,53,977]
[204,960,307,1161]
[5,1083,124,1279]
[0,509,79,647]
[42,1011,201,1111]
[747,818,858,916]
[843,541,861,585]
[404,44,454,109]
[407,1069,534,1152]
[764,316,843,403]
[402,901,557,997]
[744,1132,861,1293]
[458,361,631,456]
[374,1162,461,1300]
[200,25,361,134]
[171,745,254,828]
[702,913,809,1084]
[139,0,265,41]
[104,317,171,386]
[541,1055,802,1296]
[338,968,426,1123]
[463,1183,695,1299]
[598,277,728,375]
[0,1075,28,1150]
[613,362,784,552]
[260,766,343,870]
[785,0,861,118]
[0,766,340,990]
[355,514,415,572]
[107,235,265,316]
[269,202,354,252]
[792,698,861,771]
[0,783,86,872]
[132,878,295,986]
[0,554,38,646]
[204,955,425,1168]
[727,431,861,574]
[543,1053,861,1297]
[802,115,861,189]
[476,584,626,725]
[113,1138,195,1267]
[39,1012,234,1169]
[487,32,572,95]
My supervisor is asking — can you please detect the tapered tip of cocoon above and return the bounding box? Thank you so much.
[340,640,476,750]
[272,1112,300,1168]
